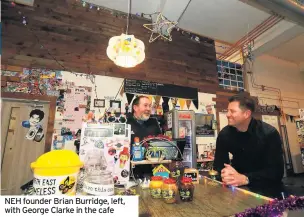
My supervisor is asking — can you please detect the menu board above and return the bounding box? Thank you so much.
[124,79,198,100]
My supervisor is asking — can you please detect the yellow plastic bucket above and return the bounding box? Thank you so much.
[31,150,83,196]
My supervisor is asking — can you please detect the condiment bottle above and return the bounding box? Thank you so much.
[179,177,194,202]
[149,176,163,199]
[162,178,177,204]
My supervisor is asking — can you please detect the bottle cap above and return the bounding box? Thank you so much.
[134,137,140,143]
[151,176,163,181]
[181,177,192,183]
[164,178,176,184]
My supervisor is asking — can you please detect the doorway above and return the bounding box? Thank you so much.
[1,98,51,195]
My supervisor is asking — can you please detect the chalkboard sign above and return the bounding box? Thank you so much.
[124,79,198,100]
[184,168,199,184]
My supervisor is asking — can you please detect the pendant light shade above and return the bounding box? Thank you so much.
[106,34,145,68]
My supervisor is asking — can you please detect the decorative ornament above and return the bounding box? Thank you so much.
[235,195,304,217]
[106,0,145,68]
[106,33,145,68]
[143,12,178,43]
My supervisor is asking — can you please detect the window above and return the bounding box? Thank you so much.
[217,60,244,91]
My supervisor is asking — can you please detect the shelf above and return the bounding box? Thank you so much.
[197,158,214,163]
[131,160,172,165]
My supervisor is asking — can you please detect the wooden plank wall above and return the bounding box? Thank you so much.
[2,0,219,93]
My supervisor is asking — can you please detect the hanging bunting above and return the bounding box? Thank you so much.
[126,93,135,105]
[186,100,192,109]
[148,95,153,103]
[171,98,178,109]
[162,97,169,113]
[155,95,161,106]
[179,98,186,109]
[192,99,199,110]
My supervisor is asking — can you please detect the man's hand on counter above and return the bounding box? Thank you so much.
[221,164,249,187]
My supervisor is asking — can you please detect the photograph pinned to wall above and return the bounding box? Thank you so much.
[110,100,121,113]
[206,104,214,115]
[195,114,215,137]
[22,108,45,142]
[52,134,65,150]
[113,123,126,136]
[94,99,105,108]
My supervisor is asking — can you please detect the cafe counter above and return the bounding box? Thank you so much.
[138,177,271,217]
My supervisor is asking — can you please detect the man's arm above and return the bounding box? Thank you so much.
[244,129,284,185]
[213,131,230,173]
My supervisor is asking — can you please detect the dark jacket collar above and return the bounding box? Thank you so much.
[234,118,256,135]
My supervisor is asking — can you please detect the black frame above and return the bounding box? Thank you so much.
[94,99,105,108]
[110,100,121,113]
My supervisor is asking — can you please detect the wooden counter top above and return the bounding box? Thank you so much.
[138,177,271,217]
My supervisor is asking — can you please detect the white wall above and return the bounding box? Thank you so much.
[245,55,304,173]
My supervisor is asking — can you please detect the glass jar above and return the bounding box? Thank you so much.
[179,177,194,202]
[162,178,177,204]
[149,176,163,199]
[82,170,114,196]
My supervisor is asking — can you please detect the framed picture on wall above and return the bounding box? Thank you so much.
[110,100,121,113]
[195,113,215,137]
[94,99,105,108]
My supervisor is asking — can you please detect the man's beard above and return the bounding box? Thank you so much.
[139,114,150,121]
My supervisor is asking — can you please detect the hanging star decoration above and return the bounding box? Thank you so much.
[143,12,178,43]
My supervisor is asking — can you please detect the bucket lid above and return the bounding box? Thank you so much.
[31,150,83,169]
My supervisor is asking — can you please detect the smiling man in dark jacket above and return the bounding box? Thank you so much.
[214,94,284,189]
[127,95,162,178]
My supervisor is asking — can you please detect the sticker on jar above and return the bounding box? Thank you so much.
[150,188,162,198]
[33,173,78,196]
[162,189,176,199]
[171,169,181,178]
[179,189,193,201]
[83,181,114,196]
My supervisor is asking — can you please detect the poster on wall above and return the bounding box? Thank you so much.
[195,114,215,137]
[79,123,131,184]
[22,108,45,142]
[295,119,304,166]
[63,87,88,131]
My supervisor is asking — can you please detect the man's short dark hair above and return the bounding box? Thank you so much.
[132,95,149,114]
[228,94,256,113]
[29,109,45,121]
